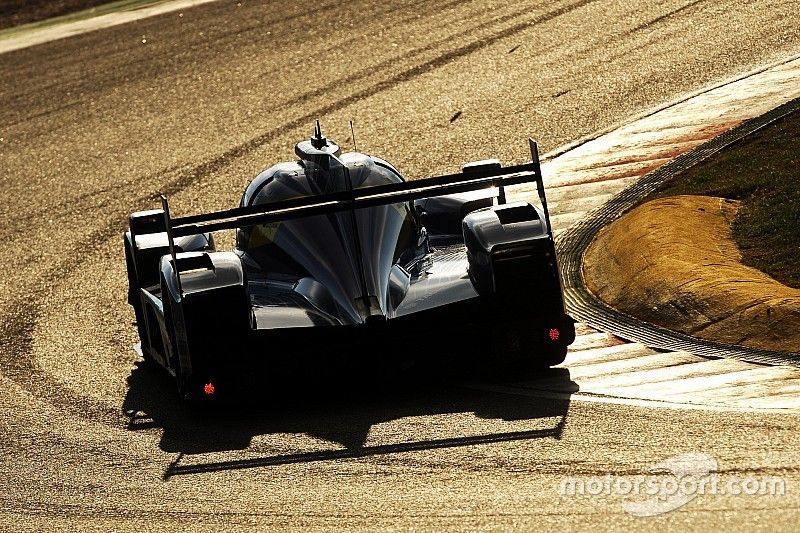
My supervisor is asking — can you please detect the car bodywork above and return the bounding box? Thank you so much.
[124,126,575,399]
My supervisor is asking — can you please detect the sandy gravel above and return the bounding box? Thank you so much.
[1,0,800,529]
[584,195,800,352]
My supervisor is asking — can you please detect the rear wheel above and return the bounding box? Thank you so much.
[160,273,192,400]
[124,239,155,363]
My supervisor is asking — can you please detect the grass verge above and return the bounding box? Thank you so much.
[649,109,800,288]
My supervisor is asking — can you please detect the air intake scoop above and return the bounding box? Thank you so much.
[295,120,341,167]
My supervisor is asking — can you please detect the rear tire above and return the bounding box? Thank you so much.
[125,238,154,363]
[160,273,192,400]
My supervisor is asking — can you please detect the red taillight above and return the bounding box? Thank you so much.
[203,382,216,396]
[548,328,560,342]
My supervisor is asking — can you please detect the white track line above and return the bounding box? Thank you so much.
[483,327,800,412]
[0,0,220,54]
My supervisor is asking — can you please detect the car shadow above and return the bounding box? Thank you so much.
[122,360,578,479]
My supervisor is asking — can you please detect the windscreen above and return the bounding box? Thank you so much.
[237,153,417,324]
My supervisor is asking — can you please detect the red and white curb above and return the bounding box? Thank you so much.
[495,54,800,412]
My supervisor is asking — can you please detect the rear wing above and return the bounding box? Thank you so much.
[155,139,551,290]
[162,139,550,237]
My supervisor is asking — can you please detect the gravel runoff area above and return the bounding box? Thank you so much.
[2,0,800,529]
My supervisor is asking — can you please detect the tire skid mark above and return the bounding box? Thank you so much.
[1,0,515,120]
[0,164,180,242]
[154,0,601,199]
[4,100,83,129]
[0,166,192,423]
[248,0,516,116]
[623,0,708,36]
[0,0,344,105]
[0,251,128,425]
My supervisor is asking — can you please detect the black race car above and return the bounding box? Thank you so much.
[124,124,575,400]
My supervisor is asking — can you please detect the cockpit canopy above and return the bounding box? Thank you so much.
[235,125,423,324]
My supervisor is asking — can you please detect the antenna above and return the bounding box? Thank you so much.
[349,120,358,152]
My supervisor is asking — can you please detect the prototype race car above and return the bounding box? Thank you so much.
[124,123,575,399]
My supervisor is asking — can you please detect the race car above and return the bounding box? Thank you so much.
[124,123,575,400]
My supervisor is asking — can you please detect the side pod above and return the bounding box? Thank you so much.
[463,201,574,368]
[462,202,553,301]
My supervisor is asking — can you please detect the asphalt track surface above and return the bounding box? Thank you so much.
[2,0,800,529]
